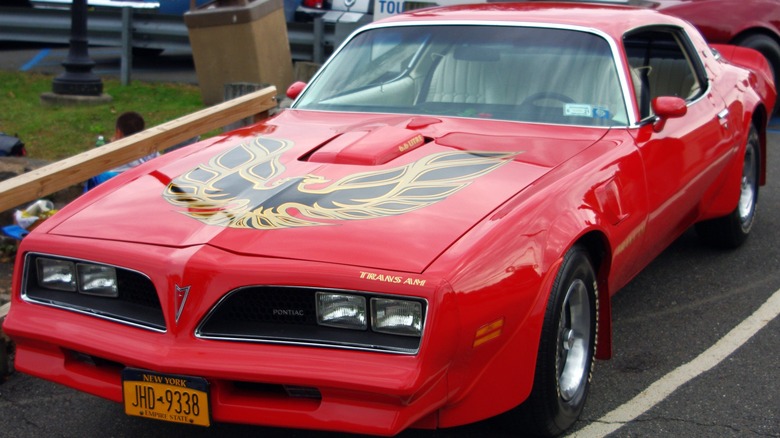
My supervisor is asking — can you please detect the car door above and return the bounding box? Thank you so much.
[625,26,734,260]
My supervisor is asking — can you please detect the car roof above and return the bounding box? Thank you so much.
[374,2,687,40]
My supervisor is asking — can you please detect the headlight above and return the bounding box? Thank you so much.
[77,264,118,297]
[37,258,76,291]
[316,292,424,336]
[36,257,118,297]
[371,298,423,336]
[316,292,367,330]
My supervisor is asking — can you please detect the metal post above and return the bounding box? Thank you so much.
[51,0,103,96]
[120,7,133,85]
[313,17,323,64]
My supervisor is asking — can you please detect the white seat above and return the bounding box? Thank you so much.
[425,47,502,104]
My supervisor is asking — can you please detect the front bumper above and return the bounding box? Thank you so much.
[6,301,450,435]
[4,235,456,435]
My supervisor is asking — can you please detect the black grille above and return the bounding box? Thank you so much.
[23,253,165,331]
[198,286,424,354]
[212,287,316,325]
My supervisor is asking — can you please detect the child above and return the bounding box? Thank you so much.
[85,111,159,190]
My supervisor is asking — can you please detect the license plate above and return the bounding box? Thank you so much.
[122,368,210,427]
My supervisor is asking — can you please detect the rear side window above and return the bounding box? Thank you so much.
[624,27,707,120]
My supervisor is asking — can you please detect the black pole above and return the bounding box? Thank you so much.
[52,0,103,96]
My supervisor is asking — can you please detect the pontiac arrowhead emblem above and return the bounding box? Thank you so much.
[175,284,191,323]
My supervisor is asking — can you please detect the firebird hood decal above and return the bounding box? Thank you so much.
[162,136,517,229]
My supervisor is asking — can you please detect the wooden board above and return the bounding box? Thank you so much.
[0,86,277,213]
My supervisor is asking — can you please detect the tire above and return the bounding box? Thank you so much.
[512,245,597,437]
[734,34,780,113]
[696,125,759,248]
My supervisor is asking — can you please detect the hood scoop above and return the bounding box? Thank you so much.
[307,125,427,165]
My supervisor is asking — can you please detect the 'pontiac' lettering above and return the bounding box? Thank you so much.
[273,309,305,317]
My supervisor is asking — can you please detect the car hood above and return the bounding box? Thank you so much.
[49,111,608,273]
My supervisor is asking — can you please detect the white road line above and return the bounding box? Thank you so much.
[572,287,780,438]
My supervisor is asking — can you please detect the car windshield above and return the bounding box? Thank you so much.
[294,25,628,127]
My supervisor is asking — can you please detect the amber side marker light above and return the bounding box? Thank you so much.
[473,317,504,347]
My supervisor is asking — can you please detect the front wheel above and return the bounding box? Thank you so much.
[696,125,760,248]
[511,245,597,437]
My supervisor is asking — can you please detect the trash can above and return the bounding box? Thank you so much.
[184,0,294,105]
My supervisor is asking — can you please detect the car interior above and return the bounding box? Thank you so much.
[297,25,630,126]
[624,27,706,120]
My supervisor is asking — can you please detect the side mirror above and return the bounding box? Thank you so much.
[286,81,307,100]
[651,96,687,132]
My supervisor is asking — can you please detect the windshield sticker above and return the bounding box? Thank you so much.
[564,104,611,119]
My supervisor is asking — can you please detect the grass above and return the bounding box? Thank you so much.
[0,71,208,161]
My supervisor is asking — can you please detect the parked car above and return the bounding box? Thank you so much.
[28,0,208,14]
[3,2,775,437]
[28,0,304,22]
[651,0,780,110]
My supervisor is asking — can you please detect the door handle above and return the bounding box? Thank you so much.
[718,108,729,129]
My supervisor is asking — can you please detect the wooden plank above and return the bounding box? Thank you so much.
[0,86,277,213]
[0,302,8,321]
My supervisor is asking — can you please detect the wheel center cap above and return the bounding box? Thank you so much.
[563,329,575,351]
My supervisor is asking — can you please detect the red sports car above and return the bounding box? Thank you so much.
[3,3,775,437]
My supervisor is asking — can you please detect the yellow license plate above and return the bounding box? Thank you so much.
[122,368,210,427]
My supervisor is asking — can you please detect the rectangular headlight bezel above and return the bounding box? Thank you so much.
[315,292,368,330]
[371,297,424,337]
[77,263,119,298]
[36,257,77,292]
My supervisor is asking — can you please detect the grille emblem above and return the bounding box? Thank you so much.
[175,284,191,323]
[273,309,305,317]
